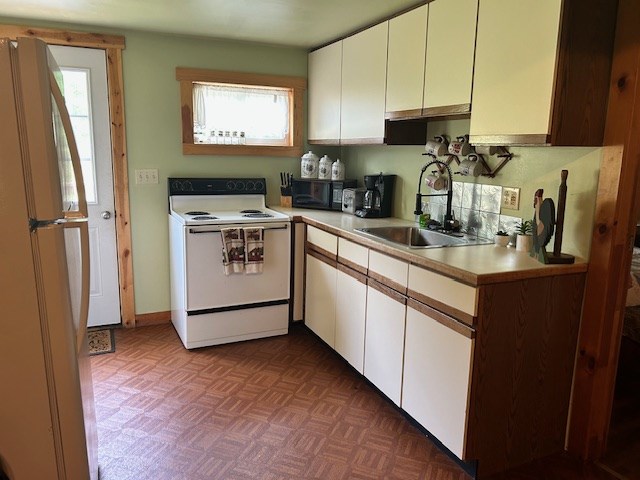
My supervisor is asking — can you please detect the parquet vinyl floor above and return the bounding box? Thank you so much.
[91,324,469,480]
[91,323,618,480]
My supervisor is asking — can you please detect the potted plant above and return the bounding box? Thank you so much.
[494,230,510,247]
[515,220,533,252]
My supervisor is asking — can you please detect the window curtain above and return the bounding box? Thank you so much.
[193,83,290,142]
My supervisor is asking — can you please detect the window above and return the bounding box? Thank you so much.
[176,68,306,157]
[60,68,98,203]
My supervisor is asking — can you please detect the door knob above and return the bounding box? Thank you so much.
[101,211,112,220]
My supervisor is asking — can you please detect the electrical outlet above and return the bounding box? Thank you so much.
[135,169,159,185]
[502,187,520,210]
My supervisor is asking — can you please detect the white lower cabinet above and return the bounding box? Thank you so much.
[364,280,407,406]
[305,253,337,347]
[335,267,367,373]
[402,303,474,459]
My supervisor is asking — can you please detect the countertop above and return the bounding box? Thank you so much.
[273,207,588,286]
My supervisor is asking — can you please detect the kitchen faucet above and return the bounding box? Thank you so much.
[414,155,456,231]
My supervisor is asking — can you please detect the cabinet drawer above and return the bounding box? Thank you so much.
[306,225,338,258]
[408,265,478,323]
[338,237,368,273]
[368,250,408,293]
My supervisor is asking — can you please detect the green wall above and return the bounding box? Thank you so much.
[120,32,307,314]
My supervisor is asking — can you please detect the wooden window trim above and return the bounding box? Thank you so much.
[176,67,306,157]
[0,24,135,328]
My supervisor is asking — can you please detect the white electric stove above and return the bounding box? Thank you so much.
[168,177,291,349]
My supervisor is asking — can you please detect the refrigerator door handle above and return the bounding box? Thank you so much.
[49,70,89,219]
[63,220,91,353]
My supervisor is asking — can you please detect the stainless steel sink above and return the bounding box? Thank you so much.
[355,226,492,249]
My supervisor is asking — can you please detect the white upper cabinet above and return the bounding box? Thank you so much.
[423,0,478,113]
[341,22,389,143]
[308,41,342,143]
[386,5,428,116]
[470,0,616,146]
[470,0,562,141]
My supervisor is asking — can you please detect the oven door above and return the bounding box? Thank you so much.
[184,222,291,311]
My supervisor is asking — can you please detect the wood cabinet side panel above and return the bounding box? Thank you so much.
[423,0,477,108]
[308,42,342,141]
[549,0,617,146]
[469,0,562,137]
[466,273,585,476]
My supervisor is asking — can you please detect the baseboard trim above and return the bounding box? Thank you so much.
[135,310,171,327]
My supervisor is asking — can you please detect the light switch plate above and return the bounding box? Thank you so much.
[135,168,159,185]
[502,187,520,210]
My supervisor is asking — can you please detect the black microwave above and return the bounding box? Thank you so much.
[291,179,357,211]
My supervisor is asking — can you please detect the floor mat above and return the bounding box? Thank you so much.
[88,329,115,355]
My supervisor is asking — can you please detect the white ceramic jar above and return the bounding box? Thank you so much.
[318,155,332,180]
[331,158,345,180]
[301,151,319,179]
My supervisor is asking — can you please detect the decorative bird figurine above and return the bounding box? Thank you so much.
[531,188,555,262]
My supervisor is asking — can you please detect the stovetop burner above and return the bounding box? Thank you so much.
[243,213,274,218]
[239,209,263,214]
[192,216,219,220]
[185,211,210,216]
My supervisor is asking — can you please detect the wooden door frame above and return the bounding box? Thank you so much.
[567,0,640,460]
[0,25,136,327]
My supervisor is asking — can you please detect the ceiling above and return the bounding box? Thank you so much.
[0,0,425,48]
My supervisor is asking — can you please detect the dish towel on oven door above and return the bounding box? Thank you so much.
[243,226,264,274]
[221,228,245,275]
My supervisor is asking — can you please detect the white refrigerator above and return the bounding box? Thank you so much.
[0,37,98,479]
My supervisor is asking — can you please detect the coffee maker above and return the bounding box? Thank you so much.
[355,173,396,218]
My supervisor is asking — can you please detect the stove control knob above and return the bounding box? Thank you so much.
[246,181,255,191]
[184,181,193,191]
[171,180,183,191]
[226,181,236,191]
[256,180,264,191]
[236,181,246,191]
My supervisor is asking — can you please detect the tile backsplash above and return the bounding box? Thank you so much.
[426,181,521,239]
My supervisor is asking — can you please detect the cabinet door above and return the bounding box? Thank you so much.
[364,281,406,406]
[469,0,562,140]
[335,267,367,373]
[305,253,336,347]
[423,0,477,112]
[341,22,389,143]
[402,304,474,459]
[308,42,342,143]
[386,5,428,116]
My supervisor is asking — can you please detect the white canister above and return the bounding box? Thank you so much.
[318,155,332,180]
[331,158,345,181]
[301,151,319,179]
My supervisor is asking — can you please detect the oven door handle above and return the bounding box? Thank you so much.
[188,223,289,234]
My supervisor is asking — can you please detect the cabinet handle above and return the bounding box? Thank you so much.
[407,298,475,339]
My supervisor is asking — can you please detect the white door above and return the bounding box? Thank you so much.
[50,45,120,327]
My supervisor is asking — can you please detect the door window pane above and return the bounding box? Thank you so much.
[60,68,97,204]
